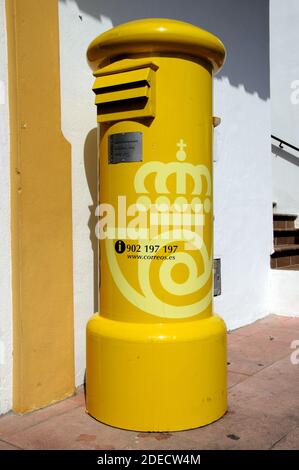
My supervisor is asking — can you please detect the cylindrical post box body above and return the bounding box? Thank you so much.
[86,19,227,431]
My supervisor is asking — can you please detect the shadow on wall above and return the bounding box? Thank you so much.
[272,144,299,168]
[84,128,99,313]
[61,0,270,100]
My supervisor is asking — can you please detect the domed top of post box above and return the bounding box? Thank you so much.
[87,18,226,73]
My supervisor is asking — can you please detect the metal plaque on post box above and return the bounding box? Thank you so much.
[108,132,142,164]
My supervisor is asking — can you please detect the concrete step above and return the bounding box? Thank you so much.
[277,264,299,271]
[274,228,299,246]
[273,213,297,219]
[274,244,299,252]
[272,210,299,268]
[273,213,297,230]
[271,245,299,268]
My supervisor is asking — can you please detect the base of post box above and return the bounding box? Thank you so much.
[86,313,227,432]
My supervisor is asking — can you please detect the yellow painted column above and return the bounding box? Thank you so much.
[86,19,227,431]
[6,0,75,413]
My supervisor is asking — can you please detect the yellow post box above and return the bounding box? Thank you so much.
[86,18,227,431]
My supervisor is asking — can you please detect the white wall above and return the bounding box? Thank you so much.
[269,1,299,318]
[0,0,13,414]
[271,0,299,215]
[270,270,299,316]
[58,1,110,387]
[58,0,272,385]
[213,79,272,329]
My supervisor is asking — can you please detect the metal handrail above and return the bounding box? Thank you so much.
[271,134,299,153]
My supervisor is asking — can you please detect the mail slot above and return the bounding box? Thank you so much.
[86,18,227,432]
[93,64,157,122]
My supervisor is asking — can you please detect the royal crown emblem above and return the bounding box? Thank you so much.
[104,139,213,319]
[134,139,211,216]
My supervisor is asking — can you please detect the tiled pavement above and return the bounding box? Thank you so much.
[0,314,299,450]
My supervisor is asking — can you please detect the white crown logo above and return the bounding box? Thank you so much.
[134,139,211,214]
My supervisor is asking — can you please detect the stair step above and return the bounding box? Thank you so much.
[273,213,297,229]
[274,228,299,233]
[273,244,299,253]
[271,255,299,268]
[271,245,299,268]
[274,228,299,246]
[277,264,299,271]
[271,209,299,268]
[273,213,297,219]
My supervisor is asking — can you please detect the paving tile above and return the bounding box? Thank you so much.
[228,375,299,425]
[3,406,134,450]
[4,406,202,451]
[3,400,294,451]
[253,355,299,393]
[234,324,299,345]
[227,356,264,376]
[238,330,292,361]
[234,315,299,338]
[0,314,299,450]
[0,439,20,450]
[259,325,299,344]
[227,333,243,347]
[180,409,294,450]
[233,322,268,337]
[68,387,86,407]
[227,371,250,389]
[251,314,288,327]
[0,392,81,439]
[228,331,291,375]
[277,316,299,330]
[128,433,199,450]
[260,315,299,330]
[272,426,299,450]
